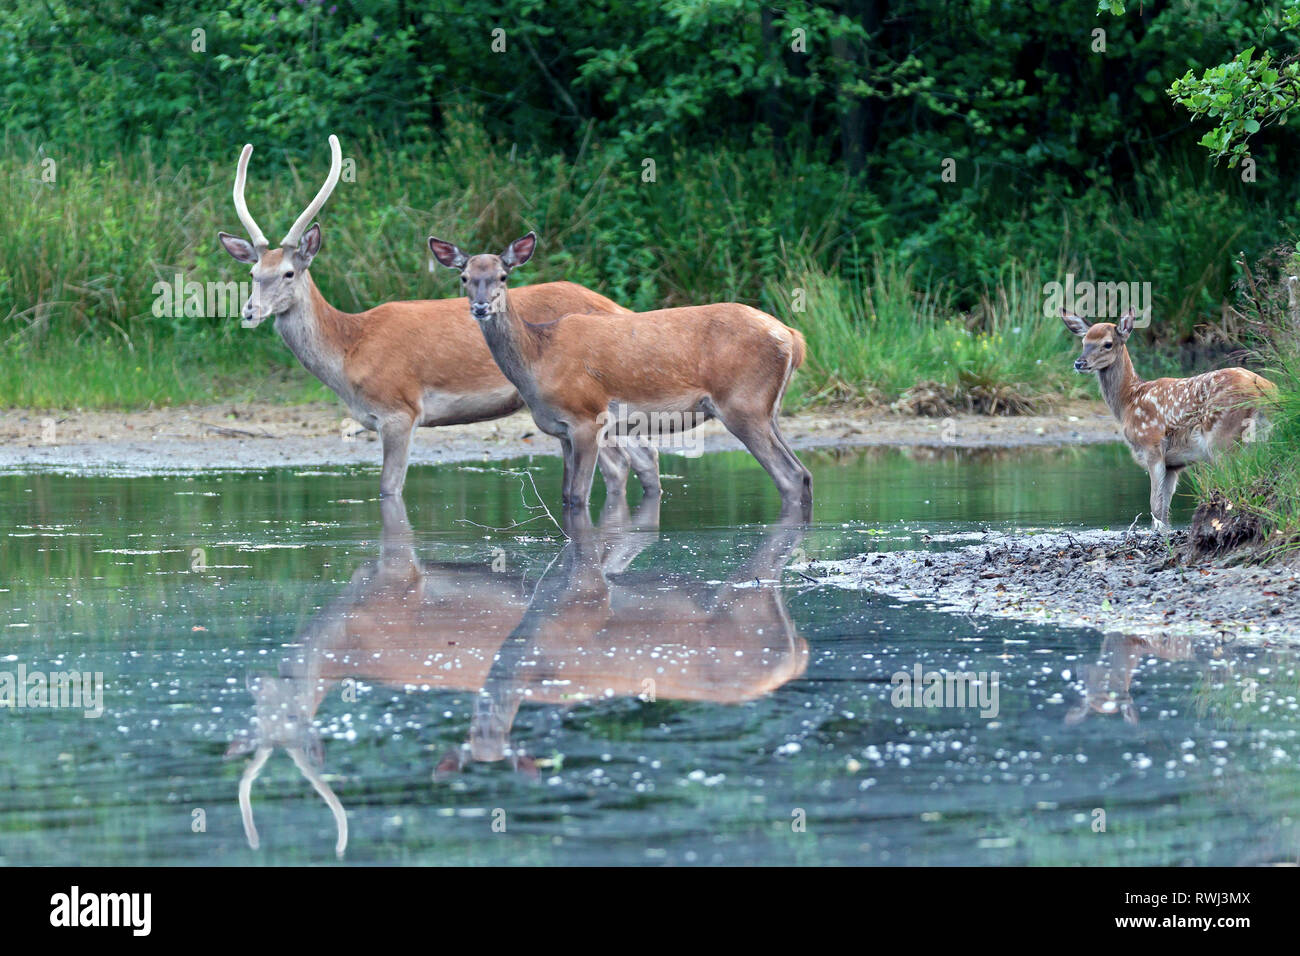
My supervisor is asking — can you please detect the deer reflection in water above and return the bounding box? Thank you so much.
[227,496,808,857]
[1065,631,1199,727]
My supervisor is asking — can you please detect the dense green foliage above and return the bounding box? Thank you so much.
[1102,1,1300,166]
[1093,1,1300,554]
[4,0,1300,408]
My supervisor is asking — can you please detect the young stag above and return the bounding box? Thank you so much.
[428,232,813,521]
[1062,308,1275,531]
[217,136,657,498]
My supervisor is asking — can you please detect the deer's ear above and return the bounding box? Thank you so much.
[219,231,259,264]
[292,223,322,268]
[500,232,536,269]
[1060,310,1089,337]
[428,237,468,270]
[1117,308,1136,340]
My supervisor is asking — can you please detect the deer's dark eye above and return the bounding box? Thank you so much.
[499,273,508,281]
[284,271,294,279]
[1104,342,1113,349]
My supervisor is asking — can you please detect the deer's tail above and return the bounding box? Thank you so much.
[788,327,807,372]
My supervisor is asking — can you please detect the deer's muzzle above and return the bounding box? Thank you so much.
[241,299,269,328]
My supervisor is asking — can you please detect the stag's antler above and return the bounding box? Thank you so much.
[231,135,341,252]
[282,134,342,249]
[232,144,269,251]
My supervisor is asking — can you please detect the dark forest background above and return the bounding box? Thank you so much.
[3,0,1298,407]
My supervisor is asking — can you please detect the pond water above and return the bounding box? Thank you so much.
[1,443,1297,865]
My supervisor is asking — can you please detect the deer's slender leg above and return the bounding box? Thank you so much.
[769,365,811,517]
[719,410,810,521]
[378,415,416,498]
[559,433,576,508]
[1158,465,1181,531]
[595,444,631,499]
[770,416,812,519]
[1148,459,1170,532]
[564,422,602,511]
[626,442,661,497]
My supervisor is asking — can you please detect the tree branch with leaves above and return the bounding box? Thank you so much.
[1100,0,1300,165]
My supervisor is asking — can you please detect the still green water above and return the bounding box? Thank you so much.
[1,444,1296,865]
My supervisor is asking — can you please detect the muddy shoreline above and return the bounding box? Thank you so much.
[807,528,1300,643]
[0,400,1117,472]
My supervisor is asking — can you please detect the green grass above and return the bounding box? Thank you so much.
[0,338,329,408]
[0,114,1277,410]
[0,115,867,408]
[768,255,1087,408]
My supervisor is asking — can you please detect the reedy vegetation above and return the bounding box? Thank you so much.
[0,116,1275,409]
[4,1,1300,409]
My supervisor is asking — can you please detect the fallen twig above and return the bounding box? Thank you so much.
[194,419,275,439]
[455,468,567,539]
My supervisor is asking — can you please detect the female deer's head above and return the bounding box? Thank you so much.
[1062,307,1136,373]
[217,135,342,326]
[428,232,537,321]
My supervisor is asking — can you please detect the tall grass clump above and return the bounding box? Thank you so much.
[766,254,1084,411]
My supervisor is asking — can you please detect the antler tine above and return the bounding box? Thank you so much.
[282,134,342,249]
[233,144,270,251]
[237,746,273,850]
[288,746,349,859]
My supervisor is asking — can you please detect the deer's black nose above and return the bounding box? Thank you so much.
[1074,358,1089,372]
[470,302,490,318]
